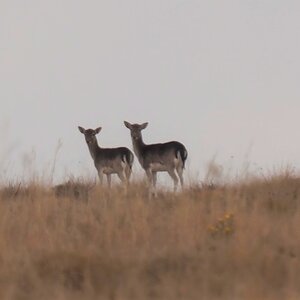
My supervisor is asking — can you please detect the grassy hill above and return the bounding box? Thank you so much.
[0,173,299,299]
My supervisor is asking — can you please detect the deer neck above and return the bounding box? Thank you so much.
[132,136,146,164]
[87,141,101,161]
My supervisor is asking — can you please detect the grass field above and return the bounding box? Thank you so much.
[0,173,299,300]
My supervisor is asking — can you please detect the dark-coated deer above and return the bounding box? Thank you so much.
[124,121,187,196]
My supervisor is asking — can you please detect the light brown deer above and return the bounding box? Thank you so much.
[78,126,134,187]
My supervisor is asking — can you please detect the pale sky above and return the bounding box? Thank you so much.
[1,0,300,183]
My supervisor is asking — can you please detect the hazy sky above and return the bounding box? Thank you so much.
[1,0,300,183]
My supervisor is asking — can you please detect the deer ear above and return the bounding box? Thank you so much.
[78,126,85,134]
[140,122,148,130]
[94,127,102,134]
[124,121,132,129]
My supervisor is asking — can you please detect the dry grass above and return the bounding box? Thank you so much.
[0,174,300,300]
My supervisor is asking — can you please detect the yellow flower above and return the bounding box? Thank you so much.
[225,213,234,220]
[224,227,232,234]
[208,225,215,232]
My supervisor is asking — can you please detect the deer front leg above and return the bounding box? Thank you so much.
[106,174,112,188]
[152,171,157,188]
[146,169,157,198]
[97,169,104,185]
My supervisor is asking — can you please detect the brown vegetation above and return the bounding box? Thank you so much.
[0,173,300,300]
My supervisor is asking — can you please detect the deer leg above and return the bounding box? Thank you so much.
[106,174,112,188]
[152,171,157,188]
[176,166,184,188]
[117,171,128,195]
[117,171,126,184]
[152,171,158,197]
[125,164,131,180]
[124,165,131,184]
[145,169,153,185]
[146,169,156,198]
[168,169,179,192]
[98,170,104,185]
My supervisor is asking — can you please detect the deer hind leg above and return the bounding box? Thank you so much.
[117,170,128,196]
[176,166,184,188]
[125,164,132,183]
[117,170,126,184]
[168,168,179,192]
